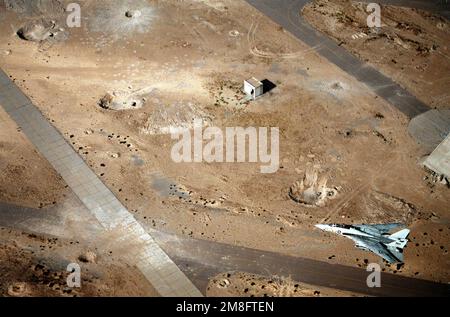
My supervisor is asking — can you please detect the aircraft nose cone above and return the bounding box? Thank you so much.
[315,224,327,230]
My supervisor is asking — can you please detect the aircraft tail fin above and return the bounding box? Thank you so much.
[389,229,410,240]
[387,229,410,249]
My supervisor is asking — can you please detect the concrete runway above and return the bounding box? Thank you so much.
[244,0,442,118]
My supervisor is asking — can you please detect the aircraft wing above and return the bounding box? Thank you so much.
[357,223,403,233]
[349,235,401,263]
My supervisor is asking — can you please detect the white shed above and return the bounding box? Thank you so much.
[244,77,264,100]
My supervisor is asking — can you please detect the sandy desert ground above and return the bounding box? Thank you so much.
[207,272,361,297]
[0,0,449,296]
[303,0,450,109]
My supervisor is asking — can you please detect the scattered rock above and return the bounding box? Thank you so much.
[425,170,450,187]
[373,130,391,144]
[439,175,448,186]
[7,282,29,297]
[78,250,97,263]
[217,279,230,289]
[99,91,146,110]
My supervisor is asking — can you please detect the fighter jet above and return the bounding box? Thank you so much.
[315,223,410,264]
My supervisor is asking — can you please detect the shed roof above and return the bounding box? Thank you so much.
[245,77,263,88]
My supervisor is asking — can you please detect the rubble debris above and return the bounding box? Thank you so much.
[289,166,338,207]
[424,170,450,187]
[372,130,391,144]
[17,19,67,42]
[99,91,146,110]
[217,279,230,289]
[7,282,29,297]
[78,250,97,263]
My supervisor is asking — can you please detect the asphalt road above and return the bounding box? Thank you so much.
[0,202,448,297]
[372,0,450,19]
[245,0,438,118]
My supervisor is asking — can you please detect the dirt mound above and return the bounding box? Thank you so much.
[78,250,97,263]
[16,19,64,42]
[289,166,338,207]
[7,282,31,297]
[99,91,147,111]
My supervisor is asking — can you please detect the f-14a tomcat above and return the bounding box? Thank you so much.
[315,223,410,263]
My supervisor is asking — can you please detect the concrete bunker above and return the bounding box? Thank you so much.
[244,77,264,100]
